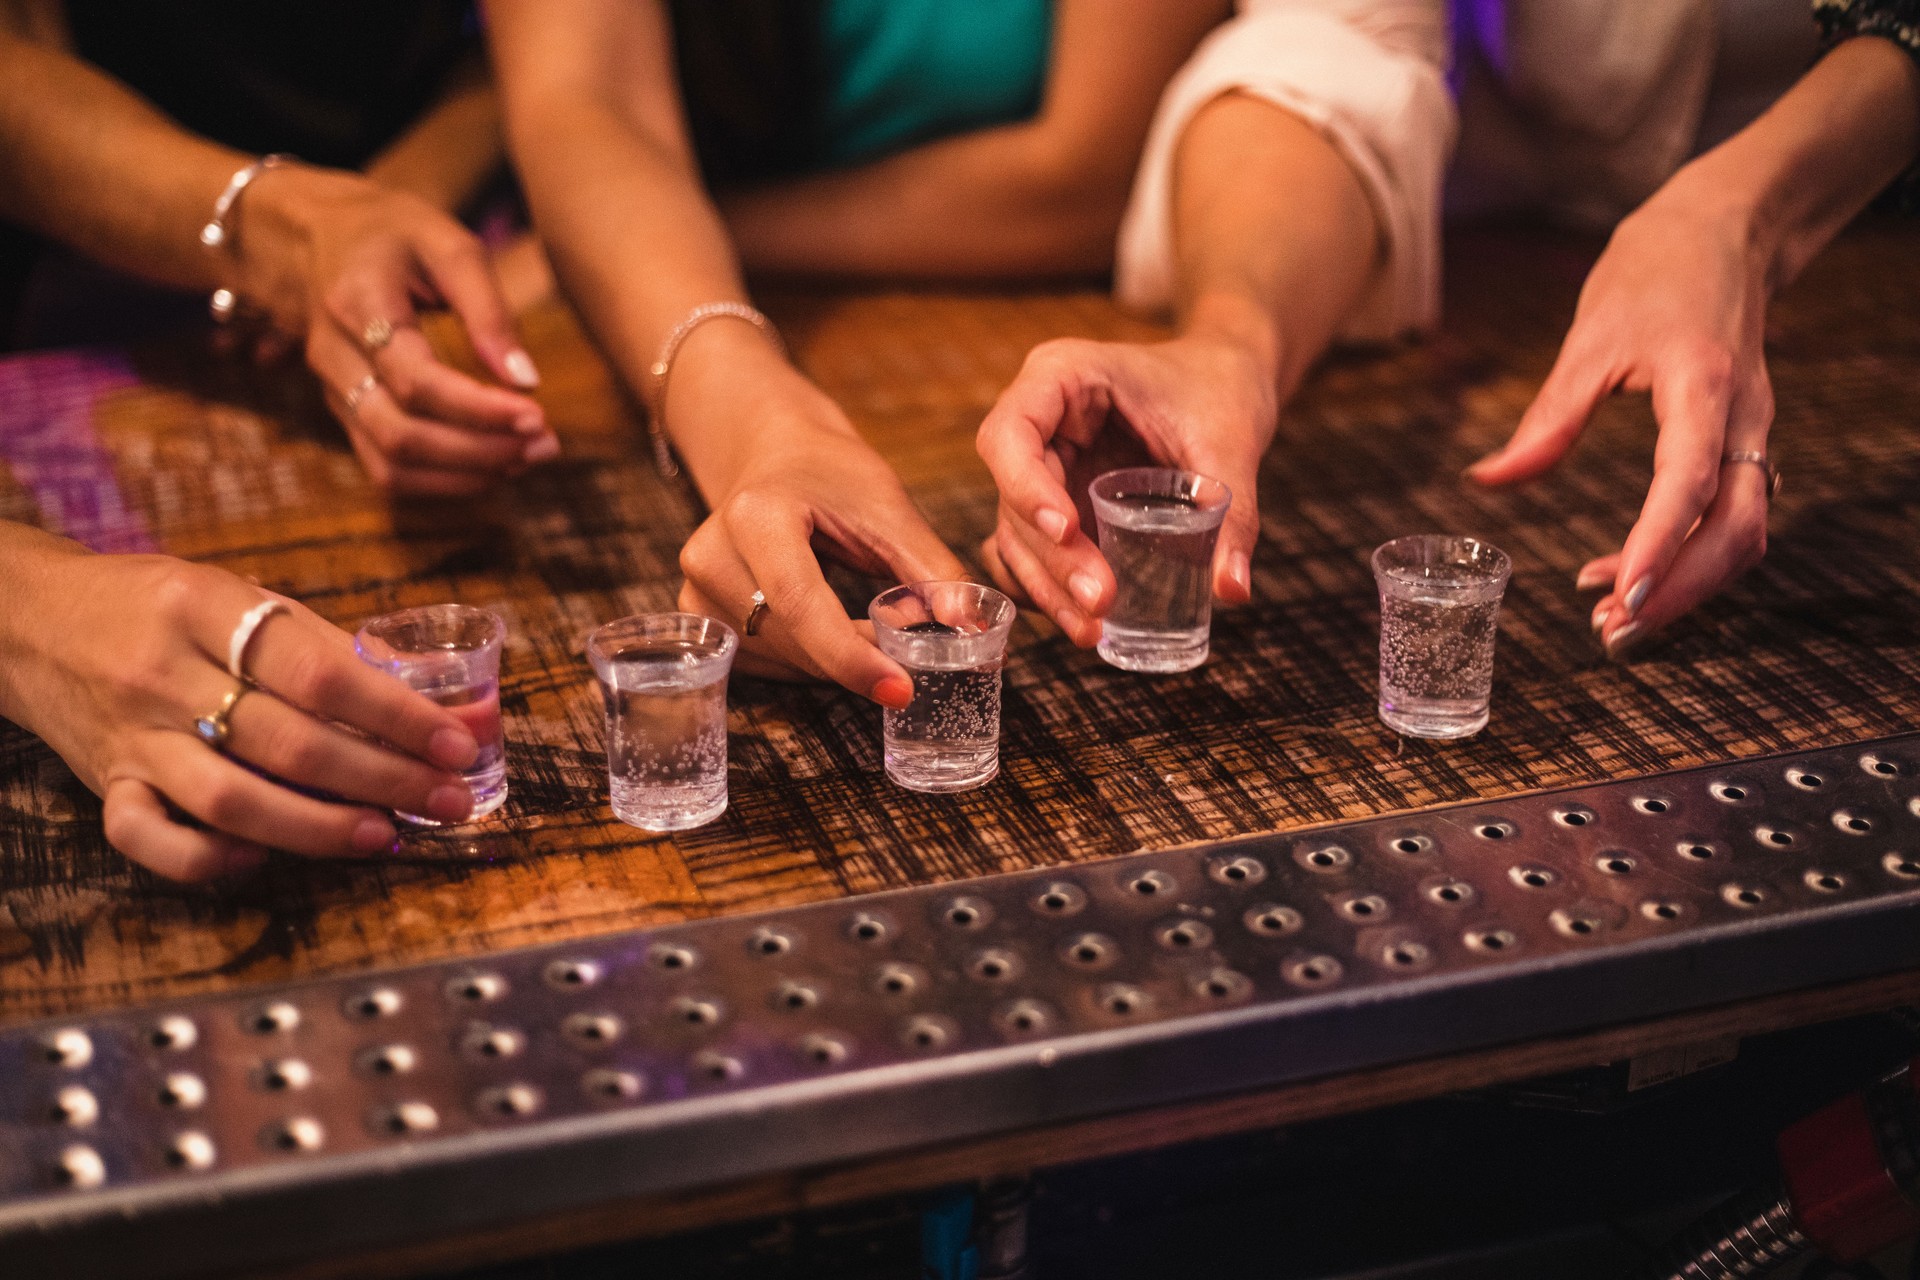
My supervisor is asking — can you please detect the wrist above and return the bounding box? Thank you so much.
[0,528,87,728]
[660,323,850,500]
[1181,289,1287,394]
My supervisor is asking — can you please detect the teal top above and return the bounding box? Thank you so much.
[816,0,1053,166]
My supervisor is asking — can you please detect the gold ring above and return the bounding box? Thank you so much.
[362,316,396,354]
[1722,450,1782,499]
[193,684,249,751]
[745,590,769,637]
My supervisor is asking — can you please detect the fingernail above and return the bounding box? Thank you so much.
[351,816,399,855]
[1575,564,1613,592]
[1228,552,1252,596]
[1591,607,1610,635]
[1069,572,1102,611]
[1057,605,1085,637]
[426,784,474,824]
[1036,508,1071,544]
[522,434,561,464]
[512,410,546,436]
[873,675,914,709]
[1462,456,1496,481]
[1605,621,1644,661]
[503,349,540,389]
[1622,577,1653,617]
[428,727,480,770]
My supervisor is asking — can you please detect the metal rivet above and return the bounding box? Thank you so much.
[1710,782,1749,803]
[996,999,1054,1039]
[746,928,793,958]
[1723,884,1768,909]
[147,1015,198,1051]
[1298,845,1351,872]
[358,1045,415,1078]
[51,1085,98,1127]
[1127,870,1175,897]
[1884,853,1920,880]
[1389,835,1432,856]
[1598,854,1636,875]
[1466,928,1517,953]
[799,1034,850,1068]
[1551,910,1603,938]
[266,1117,324,1153]
[1861,754,1901,777]
[1644,900,1685,922]
[1244,904,1303,936]
[1476,821,1515,840]
[57,1145,106,1188]
[545,958,603,989]
[1806,870,1847,894]
[1633,797,1673,814]
[1209,855,1268,886]
[1382,941,1432,969]
[1196,969,1252,1002]
[1510,865,1557,890]
[650,945,697,972]
[847,913,891,944]
[1553,808,1594,828]
[873,964,923,998]
[1098,985,1150,1017]
[771,981,821,1012]
[901,1016,953,1053]
[583,1068,645,1103]
[41,1029,93,1069]
[941,897,992,930]
[258,1058,312,1092]
[1786,769,1824,791]
[1156,920,1214,951]
[376,1102,439,1136]
[1340,894,1390,922]
[1285,955,1343,987]
[166,1131,216,1171]
[1060,933,1117,970]
[245,1005,301,1036]
[476,1084,543,1117]
[1833,811,1874,835]
[344,989,402,1021]
[460,1025,525,1061]
[562,1012,625,1045]
[447,973,506,1004]
[1757,826,1796,848]
[159,1072,207,1109]
[968,950,1020,983]
[1032,882,1087,916]
[1426,881,1475,906]
[1678,842,1718,861]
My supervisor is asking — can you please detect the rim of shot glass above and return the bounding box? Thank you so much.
[1371,535,1512,593]
[584,612,739,687]
[868,581,1017,642]
[1088,467,1232,526]
[354,604,507,672]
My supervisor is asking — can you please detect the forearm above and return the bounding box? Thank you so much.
[0,32,245,290]
[364,55,505,213]
[722,125,1127,280]
[1674,35,1920,290]
[1171,92,1380,409]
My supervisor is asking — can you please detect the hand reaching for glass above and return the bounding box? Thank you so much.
[973,334,1275,648]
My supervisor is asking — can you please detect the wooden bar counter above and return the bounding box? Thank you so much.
[2,225,1919,1273]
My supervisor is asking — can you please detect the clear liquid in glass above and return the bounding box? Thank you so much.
[1097,492,1217,673]
[602,643,730,831]
[883,623,1002,792]
[1377,577,1502,739]
[403,679,507,825]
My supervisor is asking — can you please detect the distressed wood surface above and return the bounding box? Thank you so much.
[2,225,1918,1027]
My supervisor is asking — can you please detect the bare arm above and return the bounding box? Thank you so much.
[364,53,509,214]
[721,0,1230,280]
[976,91,1382,641]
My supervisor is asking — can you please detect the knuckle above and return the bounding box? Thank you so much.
[197,775,247,830]
[100,792,140,855]
[150,562,206,627]
[720,487,785,536]
[259,717,325,779]
[281,645,348,709]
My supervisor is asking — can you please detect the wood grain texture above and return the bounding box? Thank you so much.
[1,225,1918,1030]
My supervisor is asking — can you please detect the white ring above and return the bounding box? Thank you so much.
[228,599,288,681]
[344,373,378,416]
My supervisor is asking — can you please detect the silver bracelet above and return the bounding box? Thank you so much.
[646,302,784,479]
[200,153,290,250]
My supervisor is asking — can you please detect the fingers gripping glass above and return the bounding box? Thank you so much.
[869,583,1015,793]
[355,605,509,824]
[1089,468,1231,674]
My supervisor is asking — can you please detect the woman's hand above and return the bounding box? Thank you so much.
[235,165,556,497]
[1464,179,1776,658]
[974,334,1275,647]
[0,535,483,882]
[675,407,968,707]
[1459,176,1774,660]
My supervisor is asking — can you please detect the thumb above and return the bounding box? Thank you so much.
[1467,355,1610,487]
[1183,439,1262,604]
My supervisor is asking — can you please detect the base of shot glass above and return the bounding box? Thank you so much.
[398,756,509,826]
[1378,695,1490,740]
[611,778,728,832]
[1097,623,1210,674]
[883,739,999,793]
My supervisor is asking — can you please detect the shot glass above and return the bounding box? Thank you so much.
[355,604,509,825]
[869,582,1016,793]
[1089,467,1232,673]
[585,613,737,832]
[1372,535,1512,739]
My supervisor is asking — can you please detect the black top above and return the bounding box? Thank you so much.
[62,0,477,170]
[1814,0,1920,207]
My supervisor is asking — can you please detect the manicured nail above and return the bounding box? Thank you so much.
[1605,621,1644,661]
[1069,572,1102,611]
[1575,564,1613,592]
[428,727,480,770]
[1590,607,1610,635]
[1227,552,1252,597]
[1622,577,1653,617]
[503,349,540,389]
[512,410,546,437]
[351,816,399,855]
[873,675,914,709]
[426,785,475,824]
[1462,456,1497,481]
[1036,508,1071,544]
[522,434,561,463]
